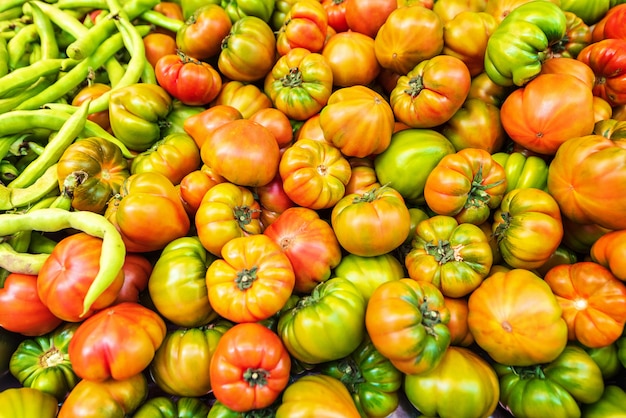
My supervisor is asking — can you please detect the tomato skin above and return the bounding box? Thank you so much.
[322,0,348,32]
[467,71,513,107]
[249,108,294,149]
[149,236,218,327]
[276,0,328,55]
[404,346,499,418]
[0,387,58,418]
[582,385,626,417]
[577,38,626,107]
[441,98,506,153]
[333,253,404,303]
[71,83,112,131]
[468,268,568,366]
[344,0,396,38]
[591,229,626,281]
[149,321,231,397]
[143,33,178,69]
[560,0,610,26]
[374,5,444,75]
[134,397,211,418]
[444,296,474,346]
[212,81,273,119]
[113,254,152,305]
[492,188,563,270]
[390,55,472,129]
[279,138,351,210]
[544,262,626,348]
[432,0,486,23]
[278,277,366,364]
[179,168,225,216]
[155,53,222,106]
[177,4,233,60]
[0,273,62,336]
[183,105,243,149]
[37,233,124,322]
[366,279,451,375]
[405,215,493,298]
[491,151,549,194]
[263,206,342,294]
[201,119,281,188]
[321,31,381,87]
[331,186,411,257]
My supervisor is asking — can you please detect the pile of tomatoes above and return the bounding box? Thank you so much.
[2,0,626,416]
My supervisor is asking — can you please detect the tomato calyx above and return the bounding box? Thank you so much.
[404,75,425,99]
[425,239,463,265]
[281,67,303,88]
[467,166,503,208]
[236,266,258,290]
[510,364,547,380]
[420,302,444,334]
[351,184,390,203]
[335,357,366,391]
[234,205,260,232]
[243,367,270,387]
[40,346,66,368]
[493,212,511,243]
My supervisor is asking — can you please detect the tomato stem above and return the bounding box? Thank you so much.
[235,266,258,290]
[40,346,66,368]
[404,75,424,99]
[281,67,303,88]
[243,367,269,387]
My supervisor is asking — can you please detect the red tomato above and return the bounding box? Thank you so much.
[254,173,296,215]
[322,0,349,32]
[113,254,153,305]
[37,233,124,322]
[577,38,626,107]
[210,323,291,412]
[68,302,167,381]
[604,4,626,41]
[276,0,328,55]
[0,273,62,336]
[344,0,397,38]
[200,119,281,187]
[155,53,222,106]
[143,33,178,69]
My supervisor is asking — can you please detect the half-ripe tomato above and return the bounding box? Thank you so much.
[176,4,232,60]
[212,81,273,119]
[143,33,178,69]
[201,119,281,188]
[321,31,380,87]
[333,253,405,303]
[155,53,222,106]
[591,229,626,281]
[374,5,444,75]
[37,233,124,322]
[264,207,342,294]
[344,157,381,195]
[444,296,474,347]
[441,98,506,153]
[249,108,294,149]
[210,323,291,412]
[206,234,296,323]
[344,0,397,38]
[0,273,62,336]
[432,0,487,24]
[390,55,472,128]
[577,38,626,106]
[183,105,243,149]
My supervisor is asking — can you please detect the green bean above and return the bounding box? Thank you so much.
[0,7,23,24]
[0,207,126,316]
[56,0,107,8]
[9,100,90,189]
[29,2,59,61]
[0,77,53,114]
[0,134,27,161]
[65,0,159,60]
[0,160,19,183]
[0,163,59,210]
[0,242,49,274]
[29,1,86,40]
[0,37,7,78]
[0,108,134,158]
[7,24,38,71]
[0,58,78,98]
[140,9,184,34]
[0,0,27,14]
[28,231,58,254]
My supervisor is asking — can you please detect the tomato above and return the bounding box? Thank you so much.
[344,0,396,38]
[374,5,444,75]
[534,245,578,278]
[201,119,280,188]
[593,96,613,123]
[344,160,380,195]
[603,3,626,40]
[581,385,626,418]
[404,346,500,418]
[278,138,351,210]
[206,234,295,323]
[263,207,342,294]
[319,336,403,418]
[366,279,451,375]
[432,0,487,23]
[71,83,112,131]
[58,373,148,418]
[149,236,218,327]
[278,277,366,364]
[424,148,508,225]
[114,254,152,304]
[57,136,130,214]
[179,168,225,216]
[554,11,593,59]
[390,55,472,128]
[209,323,290,412]
[468,268,568,366]
[333,253,404,302]
[249,108,294,149]
[0,387,58,418]
[131,132,201,185]
[442,11,498,77]
[441,98,506,153]
[9,323,79,400]
[155,53,222,106]
[254,173,296,223]
[492,188,563,270]
[195,182,263,257]
[150,321,231,397]
[331,186,411,257]
[319,85,395,157]
[176,4,232,60]
[264,48,334,121]
[444,296,474,346]
[374,128,456,205]
[560,0,610,25]
[276,0,328,55]
[183,105,243,149]
[578,37,626,106]
[499,73,595,155]
[582,341,623,379]
[208,400,279,417]
[37,232,124,322]
[321,31,380,87]
[153,2,185,37]
[294,112,326,142]
[105,172,191,253]
[143,33,178,69]
[134,397,211,418]
[591,229,626,281]
[322,0,348,32]
[405,215,493,298]
[0,273,62,336]
[467,71,514,107]
[68,302,166,381]
[561,217,611,255]
[544,262,626,348]
[276,374,360,417]
[495,344,604,418]
[218,16,277,82]
[547,134,626,231]
[212,81,273,119]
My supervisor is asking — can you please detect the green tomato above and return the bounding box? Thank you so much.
[160,100,205,137]
[581,385,626,417]
[333,253,404,303]
[208,400,279,417]
[132,396,210,417]
[374,129,455,206]
[491,151,549,193]
[9,323,80,401]
[0,328,22,376]
[0,387,58,417]
[277,277,366,364]
[560,0,610,25]
[180,0,221,20]
[581,342,623,380]
[495,344,605,418]
[404,346,500,418]
[318,336,403,418]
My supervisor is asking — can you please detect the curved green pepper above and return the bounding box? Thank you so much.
[109,83,172,152]
[491,151,549,193]
[132,396,210,418]
[9,323,80,401]
[222,0,276,23]
[484,1,567,86]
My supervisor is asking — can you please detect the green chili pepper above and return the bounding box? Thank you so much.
[0,207,126,316]
[9,99,90,189]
